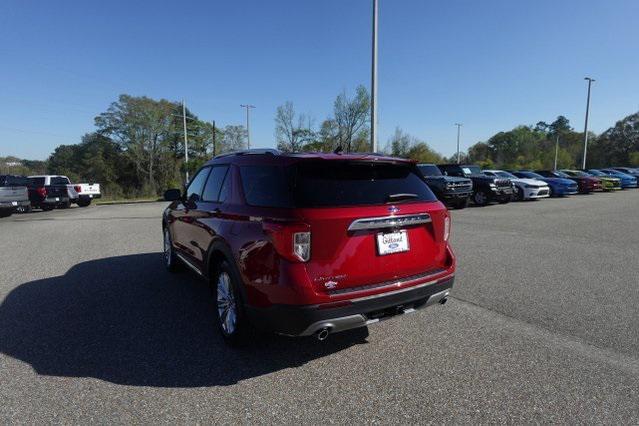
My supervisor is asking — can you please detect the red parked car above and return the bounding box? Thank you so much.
[162,150,455,343]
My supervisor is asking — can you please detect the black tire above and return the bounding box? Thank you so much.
[472,190,489,206]
[548,186,555,197]
[498,197,510,204]
[41,205,55,211]
[0,209,13,218]
[17,205,32,213]
[516,187,524,201]
[78,198,91,207]
[212,260,250,345]
[454,198,469,209]
[59,200,71,209]
[163,227,181,272]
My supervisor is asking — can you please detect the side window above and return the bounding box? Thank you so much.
[202,166,229,202]
[186,167,211,201]
[218,169,232,203]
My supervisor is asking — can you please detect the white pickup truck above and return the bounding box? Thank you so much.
[28,175,101,208]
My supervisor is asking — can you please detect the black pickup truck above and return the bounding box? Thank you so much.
[437,164,513,206]
[27,176,70,211]
[417,163,473,209]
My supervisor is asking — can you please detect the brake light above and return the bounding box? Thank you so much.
[443,215,451,242]
[262,221,311,263]
[36,187,47,197]
[74,185,82,193]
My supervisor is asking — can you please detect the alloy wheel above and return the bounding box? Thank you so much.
[217,272,237,335]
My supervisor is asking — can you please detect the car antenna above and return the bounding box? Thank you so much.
[333,145,343,155]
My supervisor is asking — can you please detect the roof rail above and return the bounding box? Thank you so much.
[214,148,280,159]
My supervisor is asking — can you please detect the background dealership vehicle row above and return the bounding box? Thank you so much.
[2,160,638,218]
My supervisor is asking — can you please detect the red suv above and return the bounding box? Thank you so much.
[162,150,455,343]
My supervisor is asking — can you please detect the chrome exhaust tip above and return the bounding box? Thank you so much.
[316,328,330,341]
[439,297,448,305]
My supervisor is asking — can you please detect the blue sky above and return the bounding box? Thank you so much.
[1,0,638,160]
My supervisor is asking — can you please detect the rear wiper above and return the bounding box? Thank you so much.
[385,193,418,203]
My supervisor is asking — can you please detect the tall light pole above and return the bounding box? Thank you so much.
[582,77,595,169]
[455,123,462,164]
[182,100,190,183]
[240,104,255,149]
[554,135,560,170]
[370,0,378,152]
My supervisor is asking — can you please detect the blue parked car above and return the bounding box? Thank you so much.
[593,169,638,189]
[512,171,578,197]
[611,167,639,180]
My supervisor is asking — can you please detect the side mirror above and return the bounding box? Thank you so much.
[164,188,182,202]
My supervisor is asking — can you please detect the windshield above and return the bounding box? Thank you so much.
[462,165,482,175]
[586,170,604,176]
[517,172,543,179]
[417,164,442,177]
[553,171,570,178]
[240,161,437,208]
[567,170,587,177]
[496,171,517,179]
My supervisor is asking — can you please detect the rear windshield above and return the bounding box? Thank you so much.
[28,177,45,187]
[417,164,442,177]
[51,176,70,185]
[0,176,29,186]
[240,161,437,208]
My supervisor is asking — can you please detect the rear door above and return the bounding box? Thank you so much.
[293,161,450,295]
[183,165,231,267]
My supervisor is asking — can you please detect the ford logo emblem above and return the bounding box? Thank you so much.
[389,243,399,249]
[388,205,400,214]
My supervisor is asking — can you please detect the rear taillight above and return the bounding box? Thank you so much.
[36,187,47,197]
[443,215,451,242]
[74,185,82,193]
[263,222,311,263]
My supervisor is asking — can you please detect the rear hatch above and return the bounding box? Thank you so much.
[290,160,450,295]
[0,176,29,203]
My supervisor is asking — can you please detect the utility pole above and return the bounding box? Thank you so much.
[212,120,217,156]
[554,135,559,170]
[370,0,379,153]
[582,77,595,169]
[182,100,190,183]
[455,123,462,164]
[240,104,255,149]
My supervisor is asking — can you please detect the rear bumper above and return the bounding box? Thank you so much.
[0,200,30,209]
[246,275,454,337]
[77,193,102,201]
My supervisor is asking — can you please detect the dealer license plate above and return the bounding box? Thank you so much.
[376,230,409,255]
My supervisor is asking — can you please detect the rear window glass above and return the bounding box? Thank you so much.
[4,176,29,186]
[240,165,293,208]
[51,176,70,185]
[29,177,45,187]
[240,161,437,208]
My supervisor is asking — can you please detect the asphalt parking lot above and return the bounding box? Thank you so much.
[1,193,638,423]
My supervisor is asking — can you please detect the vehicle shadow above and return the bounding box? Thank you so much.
[0,253,368,388]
